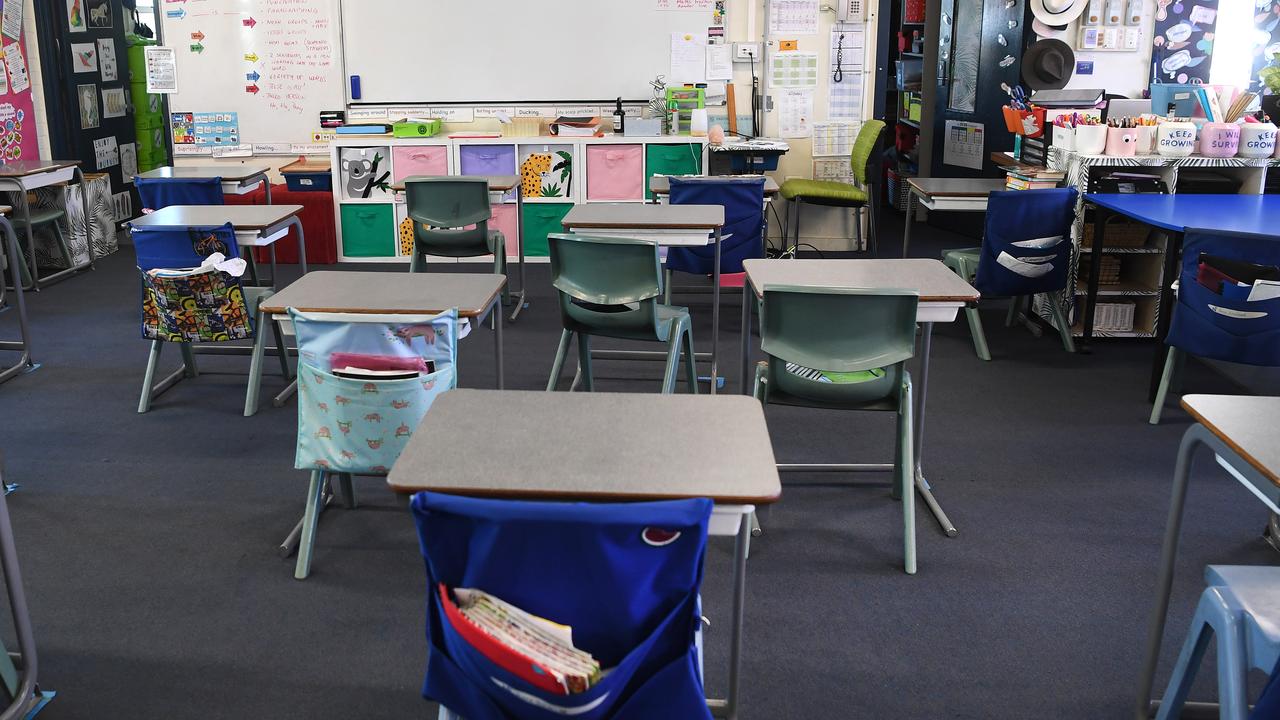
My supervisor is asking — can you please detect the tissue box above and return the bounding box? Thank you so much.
[624,117,664,137]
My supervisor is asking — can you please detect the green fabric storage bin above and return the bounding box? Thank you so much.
[645,143,703,200]
[136,126,165,156]
[135,109,164,130]
[520,202,573,258]
[127,46,149,83]
[340,204,395,258]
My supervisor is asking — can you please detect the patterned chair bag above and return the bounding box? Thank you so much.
[290,308,458,475]
[135,224,254,343]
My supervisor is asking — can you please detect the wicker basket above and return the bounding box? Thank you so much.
[1082,217,1150,248]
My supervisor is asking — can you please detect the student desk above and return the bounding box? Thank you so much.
[561,203,726,392]
[136,165,274,204]
[389,175,528,322]
[740,258,980,537]
[0,206,36,385]
[900,178,1005,258]
[0,160,93,290]
[647,175,781,198]
[128,204,309,283]
[388,389,782,720]
[253,271,506,416]
[1135,394,1280,720]
[1082,194,1280,396]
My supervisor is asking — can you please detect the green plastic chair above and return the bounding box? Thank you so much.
[545,233,696,394]
[9,206,74,290]
[404,176,508,304]
[779,119,885,254]
[752,285,919,574]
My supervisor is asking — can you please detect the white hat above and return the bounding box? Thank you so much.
[1029,0,1088,26]
[1032,18,1070,39]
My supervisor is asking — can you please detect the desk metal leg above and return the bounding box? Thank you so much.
[0,218,35,385]
[710,228,721,394]
[510,188,527,322]
[289,217,309,276]
[1081,205,1109,352]
[0,461,52,719]
[1148,231,1182,401]
[493,299,504,389]
[914,322,957,537]
[707,510,751,720]
[902,191,916,258]
[269,245,278,289]
[262,176,273,205]
[739,282,751,395]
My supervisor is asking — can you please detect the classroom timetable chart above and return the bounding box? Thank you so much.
[943,120,984,170]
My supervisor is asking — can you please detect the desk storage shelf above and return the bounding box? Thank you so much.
[1042,148,1280,338]
[331,135,707,262]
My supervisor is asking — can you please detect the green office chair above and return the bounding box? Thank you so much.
[545,233,697,394]
[404,176,508,304]
[779,119,886,255]
[752,285,919,573]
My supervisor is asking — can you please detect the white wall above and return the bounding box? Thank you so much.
[1050,0,1156,99]
[25,0,49,160]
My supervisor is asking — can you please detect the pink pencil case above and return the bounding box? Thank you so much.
[329,353,428,372]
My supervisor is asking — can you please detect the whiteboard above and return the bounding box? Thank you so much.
[341,1,712,104]
[161,0,344,152]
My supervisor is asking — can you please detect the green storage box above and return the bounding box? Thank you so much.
[393,119,442,138]
[136,125,166,156]
[340,204,395,258]
[127,45,149,84]
[135,110,164,131]
[644,143,702,199]
[520,202,573,258]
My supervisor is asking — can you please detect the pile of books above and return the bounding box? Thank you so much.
[439,584,602,695]
[549,116,602,137]
[1005,167,1064,191]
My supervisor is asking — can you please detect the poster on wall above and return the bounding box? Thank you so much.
[66,0,86,32]
[171,112,240,146]
[102,87,126,118]
[1153,0,1218,84]
[143,46,177,94]
[0,23,40,165]
[93,136,119,170]
[97,38,117,82]
[3,43,28,93]
[71,42,97,73]
[86,0,111,29]
[120,142,137,181]
[2,0,23,42]
[77,84,99,129]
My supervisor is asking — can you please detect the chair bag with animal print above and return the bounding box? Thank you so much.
[289,308,458,475]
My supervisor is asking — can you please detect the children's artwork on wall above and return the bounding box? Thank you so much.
[93,135,119,170]
[71,42,97,73]
[0,22,39,167]
[78,83,99,129]
[1153,0,1218,84]
[120,141,137,180]
[102,87,126,118]
[97,38,117,81]
[86,0,111,29]
[0,104,25,162]
[66,0,86,32]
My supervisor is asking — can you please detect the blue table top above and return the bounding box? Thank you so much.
[1085,194,1280,235]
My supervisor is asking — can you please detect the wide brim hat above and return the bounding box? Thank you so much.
[1029,0,1088,26]
[1022,38,1075,90]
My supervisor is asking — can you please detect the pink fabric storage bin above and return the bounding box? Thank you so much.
[392,146,449,185]
[489,204,519,258]
[586,145,644,201]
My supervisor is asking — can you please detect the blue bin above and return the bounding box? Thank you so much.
[284,171,333,192]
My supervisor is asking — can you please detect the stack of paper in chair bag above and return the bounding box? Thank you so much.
[439,584,603,695]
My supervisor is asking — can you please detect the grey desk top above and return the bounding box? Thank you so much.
[649,175,780,196]
[1182,395,1280,487]
[135,166,270,182]
[744,258,980,302]
[390,175,519,192]
[562,203,724,230]
[388,389,782,504]
[260,271,504,317]
[0,160,80,177]
[907,178,1007,197]
[128,204,303,231]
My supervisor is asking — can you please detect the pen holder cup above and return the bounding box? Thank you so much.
[1238,122,1278,158]
[1134,125,1157,155]
[1104,127,1139,157]
[1156,121,1196,157]
[1074,125,1108,155]
[1199,122,1240,157]
[1051,124,1075,151]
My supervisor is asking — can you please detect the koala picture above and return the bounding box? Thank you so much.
[341,151,390,199]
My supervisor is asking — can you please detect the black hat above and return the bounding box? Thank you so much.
[1022,39,1074,90]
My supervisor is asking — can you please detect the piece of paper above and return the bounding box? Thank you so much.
[943,120,985,170]
[76,83,98,129]
[778,88,813,138]
[86,0,110,28]
[811,122,858,156]
[120,141,137,181]
[769,0,819,35]
[71,42,97,74]
[706,43,733,81]
[670,32,708,83]
[0,57,9,95]
[66,0,86,32]
[171,111,240,146]
[1249,280,1280,302]
[656,0,714,8]
[102,87,126,118]
[144,46,176,94]
[4,43,28,93]
[828,27,865,120]
[92,135,118,170]
[769,51,818,87]
[2,0,23,42]
[97,38,118,82]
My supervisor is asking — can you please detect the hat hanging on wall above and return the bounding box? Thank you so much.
[1022,38,1075,90]
[1029,0,1088,26]
[1032,18,1069,39]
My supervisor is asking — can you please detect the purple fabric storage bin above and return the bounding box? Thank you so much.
[459,145,517,201]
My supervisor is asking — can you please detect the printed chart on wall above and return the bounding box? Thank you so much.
[160,0,343,155]
[0,1,38,165]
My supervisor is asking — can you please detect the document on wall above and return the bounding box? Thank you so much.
[943,120,985,170]
[769,51,818,87]
[669,32,708,84]
[828,27,865,120]
[705,43,733,81]
[3,43,28,93]
[2,0,22,42]
[656,0,715,9]
[93,136,119,171]
[144,46,178,94]
[811,122,859,157]
[778,89,814,139]
[769,0,819,35]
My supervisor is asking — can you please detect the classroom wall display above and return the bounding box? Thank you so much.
[97,37,117,81]
[0,5,38,165]
[71,41,97,72]
[102,87,126,118]
[77,83,99,129]
[86,0,110,28]
[66,0,86,32]
[1153,0,1218,84]
[171,111,240,146]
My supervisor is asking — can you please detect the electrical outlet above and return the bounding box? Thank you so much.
[732,42,763,62]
